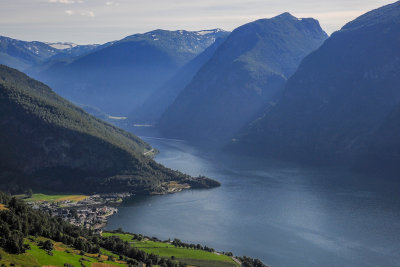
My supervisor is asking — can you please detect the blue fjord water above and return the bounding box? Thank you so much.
[106,135,400,267]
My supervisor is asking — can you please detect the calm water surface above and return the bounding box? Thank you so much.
[106,134,400,267]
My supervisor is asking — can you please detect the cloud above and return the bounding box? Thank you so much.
[50,0,74,3]
[105,1,120,6]
[64,9,75,15]
[65,9,95,17]
[49,0,84,4]
[82,10,95,17]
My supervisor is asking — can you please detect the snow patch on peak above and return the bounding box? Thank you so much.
[195,28,226,35]
[46,42,78,50]
[196,30,215,36]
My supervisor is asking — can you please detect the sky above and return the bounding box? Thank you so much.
[0,0,395,44]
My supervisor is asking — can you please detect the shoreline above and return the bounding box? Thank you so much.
[19,177,220,232]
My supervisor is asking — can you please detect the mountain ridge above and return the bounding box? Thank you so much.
[230,2,400,173]
[36,29,228,115]
[158,14,328,143]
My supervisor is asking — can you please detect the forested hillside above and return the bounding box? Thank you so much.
[0,65,217,194]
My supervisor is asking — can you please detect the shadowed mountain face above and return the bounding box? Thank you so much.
[158,14,328,143]
[0,64,217,194]
[232,2,400,172]
[35,29,227,116]
[128,35,229,124]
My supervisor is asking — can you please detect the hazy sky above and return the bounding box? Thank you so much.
[0,0,395,44]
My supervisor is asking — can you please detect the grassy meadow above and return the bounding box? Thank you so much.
[0,236,125,266]
[102,232,239,267]
[25,193,88,203]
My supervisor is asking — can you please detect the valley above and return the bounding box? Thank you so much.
[0,1,400,266]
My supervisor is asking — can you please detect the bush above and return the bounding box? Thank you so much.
[42,240,54,251]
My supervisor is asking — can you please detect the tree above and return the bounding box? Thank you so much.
[42,240,54,251]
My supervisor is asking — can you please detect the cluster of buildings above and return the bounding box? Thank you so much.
[30,193,131,231]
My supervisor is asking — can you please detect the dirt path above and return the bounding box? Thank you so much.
[231,256,242,266]
[143,148,155,156]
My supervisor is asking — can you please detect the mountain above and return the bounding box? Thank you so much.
[43,43,101,61]
[27,43,105,76]
[0,64,218,194]
[36,29,228,116]
[128,34,229,124]
[0,36,59,70]
[0,35,101,73]
[231,2,400,172]
[158,14,328,143]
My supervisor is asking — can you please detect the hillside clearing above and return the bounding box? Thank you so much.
[25,193,88,203]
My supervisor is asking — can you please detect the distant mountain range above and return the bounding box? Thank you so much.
[0,36,100,72]
[34,29,228,115]
[0,36,59,70]
[0,64,217,194]
[158,13,327,143]
[231,1,400,173]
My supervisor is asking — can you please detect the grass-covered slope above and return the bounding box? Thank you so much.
[0,65,216,194]
[102,232,242,267]
[231,2,400,172]
[158,13,327,143]
[0,237,126,267]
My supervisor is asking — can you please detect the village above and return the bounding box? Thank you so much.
[28,193,132,232]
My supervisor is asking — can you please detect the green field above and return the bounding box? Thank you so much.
[0,236,125,267]
[102,232,239,267]
[25,193,88,203]
[103,232,135,242]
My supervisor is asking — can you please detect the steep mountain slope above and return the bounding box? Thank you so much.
[158,14,327,143]
[36,29,227,115]
[129,35,229,124]
[232,2,400,171]
[0,65,217,194]
[0,36,59,70]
